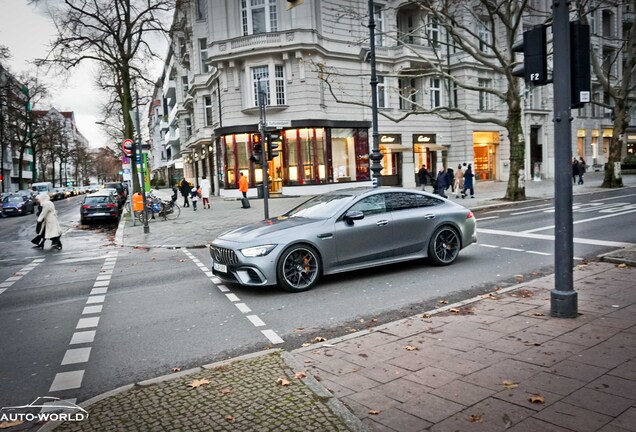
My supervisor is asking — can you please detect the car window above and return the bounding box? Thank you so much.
[3,196,24,203]
[85,196,112,205]
[386,192,419,211]
[349,194,387,216]
[415,194,444,207]
[285,194,354,218]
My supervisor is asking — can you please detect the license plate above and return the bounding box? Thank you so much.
[213,262,227,273]
[92,212,107,216]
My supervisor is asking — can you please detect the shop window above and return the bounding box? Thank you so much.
[283,128,326,186]
[223,134,252,188]
[331,129,357,182]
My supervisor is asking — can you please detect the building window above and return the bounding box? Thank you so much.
[478,78,492,111]
[427,16,439,47]
[377,75,387,108]
[185,117,192,138]
[398,14,416,45]
[203,95,213,126]
[199,38,209,73]
[241,0,277,35]
[429,77,441,108]
[478,20,492,53]
[181,76,189,99]
[250,64,285,107]
[374,4,384,46]
[399,78,418,110]
[451,81,458,107]
[196,0,206,20]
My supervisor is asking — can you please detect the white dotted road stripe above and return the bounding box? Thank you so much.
[49,251,119,393]
[182,249,284,345]
[478,244,583,260]
[0,258,45,295]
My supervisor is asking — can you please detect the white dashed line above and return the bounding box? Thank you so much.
[527,250,551,256]
[61,348,92,365]
[0,258,45,295]
[69,331,96,345]
[82,305,103,314]
[501,247,524,252]
[86,295,106,304]
[76,317,100,329]
[90,288,108,295]
[182,248,285,345]
[50,371,84,392]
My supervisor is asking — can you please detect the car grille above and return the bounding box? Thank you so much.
[211,246,239,265]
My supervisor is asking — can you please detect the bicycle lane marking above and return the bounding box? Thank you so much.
[48,251,119,393]
[0,258,46,295]
[181,248,284,345]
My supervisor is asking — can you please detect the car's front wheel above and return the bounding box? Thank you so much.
[277,244,321,292]
[428,225,460,265]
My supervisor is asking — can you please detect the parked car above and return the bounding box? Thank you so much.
[80,191,120,224]
[52,188,66,200]
[102,182,127,207]
[2,194,35,216]
[209,187,477,292]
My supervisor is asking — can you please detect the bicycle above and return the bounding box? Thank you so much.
[134,193,180,222]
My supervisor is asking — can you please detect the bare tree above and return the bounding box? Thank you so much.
[575,0,636,188]
[31,0,175,192]
[316,0,539,200]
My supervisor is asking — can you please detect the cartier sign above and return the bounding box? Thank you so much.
[413,134,436,143]
[380,134,401,144]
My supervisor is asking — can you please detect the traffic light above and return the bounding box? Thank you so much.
[267,130,283,160]
[570,21,591,109]
[249,133,263,165]
[512,25,548,86]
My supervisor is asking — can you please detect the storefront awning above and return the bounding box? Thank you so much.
[380,143,410,152]
[416,144,448,151]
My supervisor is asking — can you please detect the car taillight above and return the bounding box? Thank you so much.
[81,205,90,209]
[466,211,474,219]
[106,203,117,208]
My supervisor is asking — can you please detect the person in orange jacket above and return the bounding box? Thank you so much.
[238,172,249,208]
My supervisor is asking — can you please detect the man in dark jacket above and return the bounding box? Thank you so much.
[179,178,192,207]
[434,166,448,198]
[417,164,434,191]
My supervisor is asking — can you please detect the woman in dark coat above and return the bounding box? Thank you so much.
[179,178,191,207]
[462,164,475,198]
[572,158,579,184]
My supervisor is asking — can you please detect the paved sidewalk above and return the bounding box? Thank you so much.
[36,173,636,431]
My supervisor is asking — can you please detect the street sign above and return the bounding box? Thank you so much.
[122,138,134,157]
[266,120,291,129]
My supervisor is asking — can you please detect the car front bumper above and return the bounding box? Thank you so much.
[209,243,279,287]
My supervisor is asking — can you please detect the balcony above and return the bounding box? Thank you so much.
[209,29,321,61]
[163,79,176,101]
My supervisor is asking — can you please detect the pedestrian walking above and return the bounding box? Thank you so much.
[191,185,201,211]
[31,195,46,249]
[200,176,211,209]
[417,164,434,191]
[578,157,586,184]
[454,164,464,198]
[179,178,191,207]
[461,163,475,198]
[434,166,449,198]
[572,158,579,184]
[35,193,62,250]
[238,172,250,208]
[446,167,454,193]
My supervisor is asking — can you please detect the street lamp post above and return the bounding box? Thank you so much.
[133,89,150,234]
[367,0,383,187]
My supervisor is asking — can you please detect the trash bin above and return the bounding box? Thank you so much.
[257,184,264,199]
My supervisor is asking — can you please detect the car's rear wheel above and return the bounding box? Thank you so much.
[277,244,321,292]
[428,225,460,265]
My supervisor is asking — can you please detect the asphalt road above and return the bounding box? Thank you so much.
[0,188,634,411]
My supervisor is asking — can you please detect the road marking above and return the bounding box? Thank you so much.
[49,370,84,392]
[0,258,45,295]
[261,329,284,344]
[61,348,92,365]
[477,228,634,247]
[58,255,113,264]
[0,288,6,295]
[82,305,103,314]
[182,248,284,345]
[93,280,110,287]
[76,317,100,329]
[86,295,106,304]
[524,209,636,233]
[475,216,499,221]
[590,192,636,202]
[527,250,552,256]
[70,331,96,345]
[90,288,108,295]
[0,258,17,263]
[95,275,111,281]
[479,244,499,248]
[501,247,524,252]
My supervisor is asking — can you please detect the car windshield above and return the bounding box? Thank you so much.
[3,196,23,203]
[85,196,111,205]
[284,194,354,219]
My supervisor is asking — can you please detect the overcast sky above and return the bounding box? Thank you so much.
[0,0,167,149]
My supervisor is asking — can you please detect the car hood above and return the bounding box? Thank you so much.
[217,216,327,243]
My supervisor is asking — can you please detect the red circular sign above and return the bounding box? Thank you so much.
[122,139,134,157]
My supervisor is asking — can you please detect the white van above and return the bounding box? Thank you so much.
[31,182,55,199]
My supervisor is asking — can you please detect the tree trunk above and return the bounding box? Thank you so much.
[601,101,627,188]
[504,86,526,201]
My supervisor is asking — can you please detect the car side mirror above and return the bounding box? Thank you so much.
[343,210,364,225]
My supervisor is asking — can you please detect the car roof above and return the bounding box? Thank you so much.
[321,186,423,197]
[87,191,116,197]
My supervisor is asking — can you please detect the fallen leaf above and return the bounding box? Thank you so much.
[370,318,378,323]
[404,345,418,351]
[188,378,211,389]
[617,263,627,269]
[421,313,432,319]
[523,341,541,346]
[0,420,24,429]
[438,300,449,305]
[171,367,181,372]
[469,414,483,423]
[502,380,519,389]
[225,415,235,422]
[295,327,305,332]
[449,308,460,313]
[368,410,381,415]
[277,378,291,386]
[358,319,365,323]
[532,312,545,317]
[220,387,231,395]
[314,336,327,342]
[295,371,307,380]
[528,394,545,404]
[301,343,312,347]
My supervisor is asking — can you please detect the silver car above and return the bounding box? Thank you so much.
[210,187,477,292]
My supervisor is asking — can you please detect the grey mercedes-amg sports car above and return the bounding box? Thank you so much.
[210,187,476,292]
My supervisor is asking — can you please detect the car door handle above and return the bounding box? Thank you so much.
[317,233,333,239]
[376,220,389,226]
[424,214,435,220]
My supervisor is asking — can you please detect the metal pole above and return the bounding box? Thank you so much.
[258,77,270,219]
[135,89,150,234]
[367,0,383,187]
[550,0,577,317]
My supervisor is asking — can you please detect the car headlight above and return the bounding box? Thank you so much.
[240,245,276,257]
